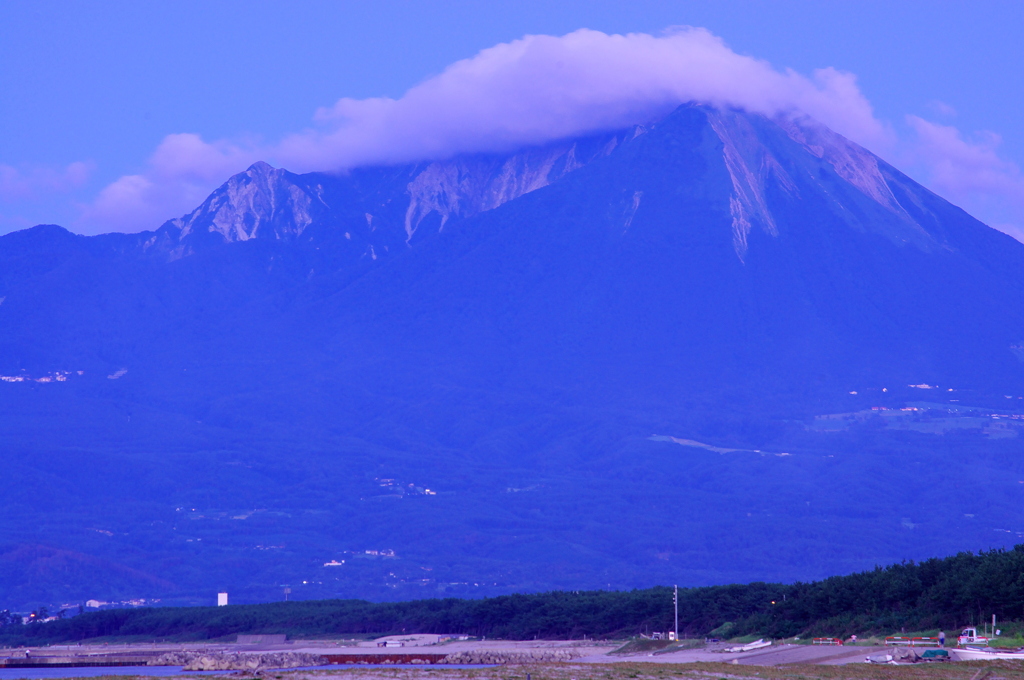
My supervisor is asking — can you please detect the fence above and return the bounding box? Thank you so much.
[885,637,939,647]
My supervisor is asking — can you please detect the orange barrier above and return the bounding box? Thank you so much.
[885,636,939,646]
[812,638,843,645]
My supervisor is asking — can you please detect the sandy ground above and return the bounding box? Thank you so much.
[6,639,919,667]
[293,639,616,656]
[576,643,894,666]
[366,638,893,666]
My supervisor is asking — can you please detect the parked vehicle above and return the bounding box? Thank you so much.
[957,627,990,646]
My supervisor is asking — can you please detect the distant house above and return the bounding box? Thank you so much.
[85,600,106,608]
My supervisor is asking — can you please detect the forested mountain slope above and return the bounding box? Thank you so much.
[2,104,1023,610]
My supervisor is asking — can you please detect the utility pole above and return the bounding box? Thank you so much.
[674,585,678,641]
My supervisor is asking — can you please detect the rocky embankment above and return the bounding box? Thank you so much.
[439,649,581,664]
[149,651,327,671]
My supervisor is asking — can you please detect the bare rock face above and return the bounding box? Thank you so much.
[142,130,629,263]
[172,161,319,243]
[707,108,932,260]
[402,134,625,241]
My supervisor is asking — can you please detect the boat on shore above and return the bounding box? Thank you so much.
[724,639,771,653]
[951,647,1024,661]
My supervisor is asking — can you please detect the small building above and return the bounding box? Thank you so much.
[217,592,228,606]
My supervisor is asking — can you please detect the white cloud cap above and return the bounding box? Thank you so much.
[277,27,890,170]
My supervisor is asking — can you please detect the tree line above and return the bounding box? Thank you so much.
[2,545,1023,644]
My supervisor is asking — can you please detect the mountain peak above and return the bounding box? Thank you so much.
[138,104,986,270]
[160,161,322,246]
[653,105,939,259]
[246,160,276,174]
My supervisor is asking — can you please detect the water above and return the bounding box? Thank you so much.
[0,667,217,680]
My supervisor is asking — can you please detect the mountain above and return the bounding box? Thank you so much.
[2,104,1024,611]
[144,130,629,256]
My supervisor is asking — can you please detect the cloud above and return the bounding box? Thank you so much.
[906,116,1023,198]
[0,161,93,201]
[906,115,1024,240]
[278,27,891,170]
[79,134,260,232]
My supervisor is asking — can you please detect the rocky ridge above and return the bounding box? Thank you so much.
[139,130,631,263]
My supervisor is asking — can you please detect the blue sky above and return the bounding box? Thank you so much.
[1,0,1022,236]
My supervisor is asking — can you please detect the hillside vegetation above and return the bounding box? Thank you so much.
[5,103,1024,607]
[2,545,1022,645]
